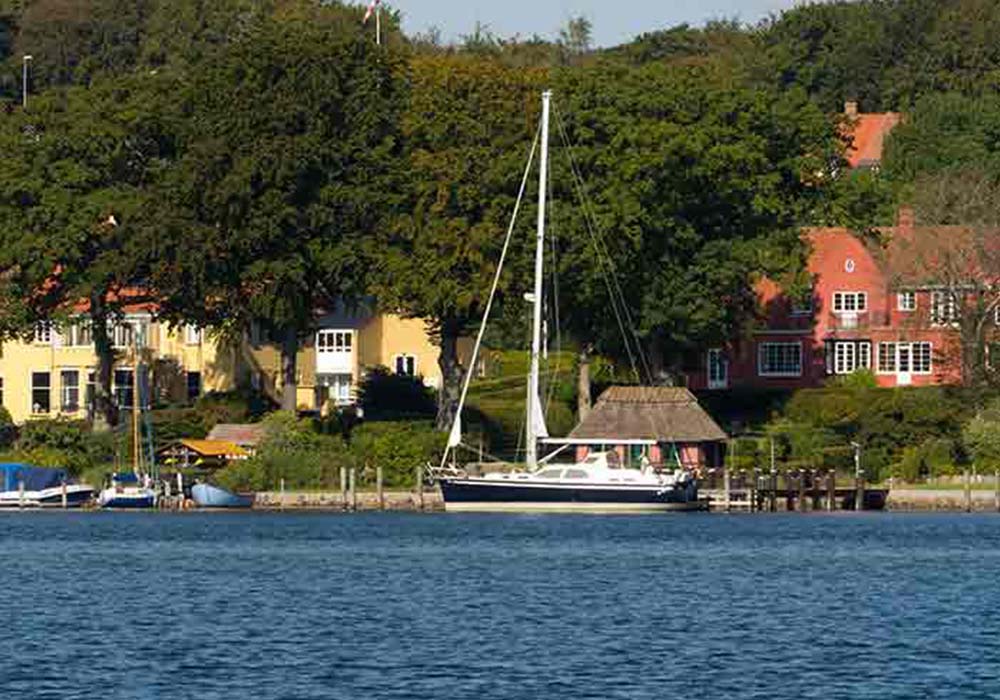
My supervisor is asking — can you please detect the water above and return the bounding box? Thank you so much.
[2,512,999,699]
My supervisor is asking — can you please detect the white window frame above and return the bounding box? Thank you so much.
[184,325,202,345]
[897,291,916,312]
[60,369,80,412]
[832,291,868,314]
[707,348,728,389]
[757,342,803,378]
[930,291,958,326]
[317,330,353,353]
[394,354,417,377]
[829,340,872,375]
[877,342,933,375]
[30,370,52,415]
[33,322,52,345]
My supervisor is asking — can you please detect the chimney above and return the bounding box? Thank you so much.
[844,101,858,117]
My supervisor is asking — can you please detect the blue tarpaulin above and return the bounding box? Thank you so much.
[0,463,67,492]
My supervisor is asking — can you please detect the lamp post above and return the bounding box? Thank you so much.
[851,441,863,511]
[22,55,32,109]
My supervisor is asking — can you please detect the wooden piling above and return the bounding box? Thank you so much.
[964,469,972,513]
[61,480,67,509]
[340,466,348,511]
[376,466,384,511]
[18,479,24,510]
[349,468,357,511]
[811,470,821,510]
[750,469,758,513]
[279,478,285,512]
[723,467,731,513]
[854,473,864,512]
[769,471,777,513]
[416,465,425,512]
[797,471,807,513]
[827,470,835,512]
[995,470,1000,513]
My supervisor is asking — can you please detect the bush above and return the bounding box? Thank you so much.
[13,418,115,476]
[963,403,1000,472]
[0,406,15,449]
[356,366,436,420]
[348,420,445,488]
[213,411,348,491]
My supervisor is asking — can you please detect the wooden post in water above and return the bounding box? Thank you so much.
[376,466,384,511]
[854,472,864,512]
[61,480,67,509]
[995,470,1000,513]
[827,470,835,512]
[964,469,972,513]
[798,471,807,513]
[810,470,821,510]
[750,468,758,513]
[279,477,285,512]
[18,479,24,510]
[723,467,731,513]
[340,466,348,512]
[349,467,357,512]
[416,465,425,511]
[769,471,778,513]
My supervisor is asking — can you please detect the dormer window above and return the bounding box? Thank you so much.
[897,292,916,312]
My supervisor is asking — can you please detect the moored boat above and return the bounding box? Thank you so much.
[438,451,699,512]
[98,472,157,509]
[0,463,95,508]
[191,483,254,509]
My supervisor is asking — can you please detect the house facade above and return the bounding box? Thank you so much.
[687,219,965,391]
[0,305,462,424]
[684,100,977,391]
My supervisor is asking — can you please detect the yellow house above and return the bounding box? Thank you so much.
[0,306,467,423]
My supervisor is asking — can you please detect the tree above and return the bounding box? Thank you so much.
[550,60,842,382]
[889,170,1000,388]
[377,54,547,429]
[558,15,592,56]
[0,76,175,429]
[148,3,407,412]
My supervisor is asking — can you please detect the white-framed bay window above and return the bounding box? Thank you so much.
[757,342,803,377]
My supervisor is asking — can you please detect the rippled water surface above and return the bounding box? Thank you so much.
[2,512,1000,699]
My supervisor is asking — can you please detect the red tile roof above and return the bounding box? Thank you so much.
[845,112,901,168]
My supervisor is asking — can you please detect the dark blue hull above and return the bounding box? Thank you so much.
[439,478,701,512]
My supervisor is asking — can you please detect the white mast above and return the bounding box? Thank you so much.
[526,90,551,469]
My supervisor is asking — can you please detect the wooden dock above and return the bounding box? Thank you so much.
[699,470,888,512]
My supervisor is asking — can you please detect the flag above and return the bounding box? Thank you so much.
[363,0,380,23]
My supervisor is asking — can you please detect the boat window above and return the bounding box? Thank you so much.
[537,469,564,479]
[564,469,588,479]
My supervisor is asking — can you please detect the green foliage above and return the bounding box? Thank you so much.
[214,411,348,492]
[0,405,14,448]
[356,366,436,420]
[963,402,1000,471]
[825,368,879,389]
[348,421,445,488]
[12,418,114,475]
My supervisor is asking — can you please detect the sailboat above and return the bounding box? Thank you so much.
[99,333,158,509]
[433,91,700,512]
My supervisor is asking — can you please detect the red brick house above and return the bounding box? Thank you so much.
[686,102,981,391]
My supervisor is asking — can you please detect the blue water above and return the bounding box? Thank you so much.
[2,512,1000,699]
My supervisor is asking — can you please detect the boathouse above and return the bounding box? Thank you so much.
[158,439,249,470]
[566,386,727,471]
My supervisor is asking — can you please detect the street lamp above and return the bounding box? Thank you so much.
[22,55,32,109]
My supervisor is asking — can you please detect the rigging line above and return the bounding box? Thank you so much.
[552,108,641,381]
[439,122,542,470]
[553,107,654,384]
[554,109,652,384]
[545,137,563,415]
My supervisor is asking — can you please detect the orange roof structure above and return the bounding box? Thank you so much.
[177,439,248,458]
[842,102,901,169]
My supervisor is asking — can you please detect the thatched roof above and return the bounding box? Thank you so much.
[567,386,727,443]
